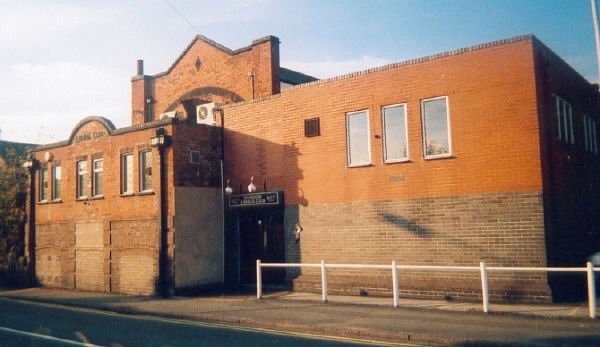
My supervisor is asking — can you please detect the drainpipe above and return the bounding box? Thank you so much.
[150,128,172,297]
[22,155,39,286]
[248,71,255,99]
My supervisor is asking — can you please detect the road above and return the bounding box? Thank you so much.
[0,298,394,347]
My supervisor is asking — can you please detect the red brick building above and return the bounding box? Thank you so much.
[25,34,599,302]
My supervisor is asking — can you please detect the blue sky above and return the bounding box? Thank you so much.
[0,0,598,143]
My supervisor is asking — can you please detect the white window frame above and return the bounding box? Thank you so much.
[121,153,134,194]
[584,114,598,154]
[52,164,61,200]
[554,95,574,145]
[92,158,104,197]
[139,150,153,192]
[39,166,48,202]
[421,96,452,159]
[346,110,371,167]
[382,103,409,163]
[76,160,88,199]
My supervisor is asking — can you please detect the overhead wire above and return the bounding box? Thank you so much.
[163,0,200,34]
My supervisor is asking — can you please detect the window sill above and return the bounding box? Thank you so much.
[424,154,454,161]
[347,163,373,168]
[384,159,411,164]
[76,196,104,202]
[120,193,135,198]
[137,191,155,196]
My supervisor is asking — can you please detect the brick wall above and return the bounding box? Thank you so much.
[532,39,600,301]
[30,117,170,294]
[35,222,74,288]
[29,115,225,295]
[223,36,543,203]
[110,219,159,295]
[287,192,550,302]
[171,124,222,187]
[223,36,553,302]
[131,36,280,125]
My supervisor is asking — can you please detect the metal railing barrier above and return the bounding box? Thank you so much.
[256,260,599,319]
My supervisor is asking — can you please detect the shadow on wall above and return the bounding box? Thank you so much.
[379,213,433,237]
[222,129,303,287]
[376,202,555,302]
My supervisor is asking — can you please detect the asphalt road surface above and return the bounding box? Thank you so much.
[0,298,394,347]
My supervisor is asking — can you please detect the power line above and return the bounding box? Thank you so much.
[163,0,200,34]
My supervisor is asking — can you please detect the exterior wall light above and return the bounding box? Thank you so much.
[150,127,171,148]
[225,178,233,195]
[22,156,38,169]
[248,176,257,193]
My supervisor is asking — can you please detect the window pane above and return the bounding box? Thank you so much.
[93,159,103,196]
[555,95,574,144]
[383,104,408,162]
[53,165,61,200]
[121,154,133,194]
[40,167,48,201]
[140,151,152,191]
[346,110,370,166]
[77,161,88,198]
[423,97,450,157]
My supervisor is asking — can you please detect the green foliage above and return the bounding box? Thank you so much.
[0,148,28,287]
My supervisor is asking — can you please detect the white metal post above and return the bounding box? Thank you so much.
[480,261,490,313]
[256,259,262,299]
[321,260,328,303]
[591,0,600,83]
[392,260,399,308]
[587,262,597,319]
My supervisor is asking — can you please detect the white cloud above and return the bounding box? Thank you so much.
[282,55,393,79]
[0,2,124,45]
[0,62,130,143]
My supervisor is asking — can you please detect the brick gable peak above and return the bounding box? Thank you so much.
[155,34,280,78]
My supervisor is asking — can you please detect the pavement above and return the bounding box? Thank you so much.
[1,287,599,346]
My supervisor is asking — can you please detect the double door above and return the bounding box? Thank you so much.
[239,210,285,285]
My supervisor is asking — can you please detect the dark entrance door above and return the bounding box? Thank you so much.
[239,209,285,285]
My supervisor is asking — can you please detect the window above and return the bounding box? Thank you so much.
[584,114,598,154]
[554,95,574,144]
[39,166,48,202]
[140,150,152,192]
[382,103,408,162]
[121,153,134,194]
[92,158,103,197]
[422,96,451,158]
[77,160,88,198]
[346,110,371,166]
[304,117,321,137]
[189,150,201,165]
[52,164,61,200]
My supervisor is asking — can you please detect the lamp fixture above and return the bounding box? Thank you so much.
[225,179,233,195]
[150,127,171,148]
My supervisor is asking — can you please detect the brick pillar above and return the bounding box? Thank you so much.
[131,60,153,125]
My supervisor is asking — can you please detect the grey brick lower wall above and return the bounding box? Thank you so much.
[35,219,159,295]
[284,191,552,303]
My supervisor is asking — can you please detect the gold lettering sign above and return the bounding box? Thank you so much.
[76,131,106,143]
[229,192,280,207]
